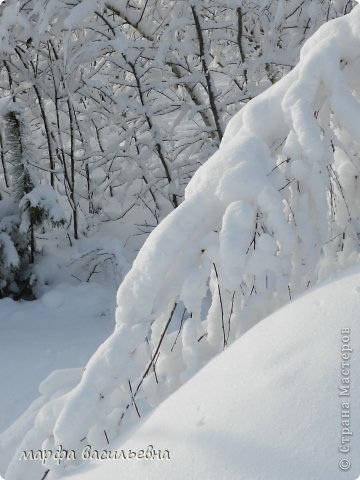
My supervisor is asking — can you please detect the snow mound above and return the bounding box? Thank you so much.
[65,265,360,480]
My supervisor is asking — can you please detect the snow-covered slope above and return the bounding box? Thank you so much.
[64,265,360,480]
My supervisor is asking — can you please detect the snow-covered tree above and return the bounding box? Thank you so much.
[2,5,360,479]
[0,0,353,245]
[0,199,28,298]
[0,105,65,299]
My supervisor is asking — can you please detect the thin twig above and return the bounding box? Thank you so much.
[128,380,141,418]
[226,291,236,344]
[212,263,226,348]
[171,307,187,352]
[40,470,50,480]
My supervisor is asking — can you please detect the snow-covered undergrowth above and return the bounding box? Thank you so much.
[2,7,360,480]
[62,264,360,480]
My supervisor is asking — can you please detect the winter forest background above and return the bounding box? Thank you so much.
[0,0,355,299]
[0,1,360,479]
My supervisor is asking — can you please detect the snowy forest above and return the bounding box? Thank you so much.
[0,1,360,480]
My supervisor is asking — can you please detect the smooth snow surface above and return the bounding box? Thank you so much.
[0,283,115,433]
[64,265,360,480]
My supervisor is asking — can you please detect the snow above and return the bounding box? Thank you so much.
[2,5,360,480]
[19,185,66,228]
[0,232,19,269]
[0,282,115,434]
[63,0,98,29]
[219,201,256,289]
[61,7,360,443]
[61,264,360,480]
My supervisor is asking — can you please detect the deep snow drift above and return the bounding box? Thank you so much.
[64,265,360,480]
